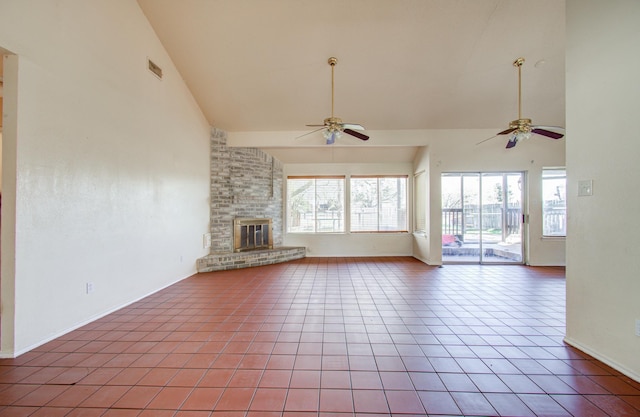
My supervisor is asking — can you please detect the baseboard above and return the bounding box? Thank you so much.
[564,336,640,383]
[412,254,440,266]
[303,253,413,258]
[1,274,193,358]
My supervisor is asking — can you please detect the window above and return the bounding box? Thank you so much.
[414,171,426,232]
[286,177,344,233]
[542,168,566,237]
[350,176,408,232]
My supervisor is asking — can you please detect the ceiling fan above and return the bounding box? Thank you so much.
[301,57,369,145]
[479,57,564,149]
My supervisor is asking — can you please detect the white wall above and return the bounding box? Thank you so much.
[0,132,3,191]
[413,130,566,266]
[565,0,640,381]
[283,162,414,256]
[412,146,431,264]
[0,0,211,356]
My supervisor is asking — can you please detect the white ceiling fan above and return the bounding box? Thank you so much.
[479,57,564,149]
[300,57,369,145]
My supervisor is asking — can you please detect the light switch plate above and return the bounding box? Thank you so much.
[203,233,212,248]
[578,180,593,196]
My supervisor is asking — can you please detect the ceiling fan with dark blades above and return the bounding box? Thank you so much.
[300,57,369,145]
[478,57,564,149]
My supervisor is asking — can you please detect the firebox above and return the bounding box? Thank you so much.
[233,218,273,252]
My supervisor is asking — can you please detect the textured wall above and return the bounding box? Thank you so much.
[0,1,211,356]
[565,0,640,381]
[210,129,283,252]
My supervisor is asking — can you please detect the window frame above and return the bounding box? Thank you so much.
[541,167,567,238]
[286,176,346,234]
[349,175,409,233]
[414,171,426,233]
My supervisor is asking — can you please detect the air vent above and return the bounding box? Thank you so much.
[147,59,162,79]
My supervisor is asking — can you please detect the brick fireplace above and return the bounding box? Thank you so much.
[197,129,305,272]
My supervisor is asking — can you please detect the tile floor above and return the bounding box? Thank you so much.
[0,257,639,416]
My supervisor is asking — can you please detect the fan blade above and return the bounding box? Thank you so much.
[306,124,327,127]
[497,127,518,135]
[533,125,565,131]
[532,128,564,139]
[344,128,369,141]
[295,126,326,139]
[476,135,498,145]
[342,123,365,130]
[506,138,518,149]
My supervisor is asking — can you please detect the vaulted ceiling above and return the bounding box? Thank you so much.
[137,0,565,161]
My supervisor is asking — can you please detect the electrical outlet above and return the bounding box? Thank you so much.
[86,282,94,294]
[636,319,640,337]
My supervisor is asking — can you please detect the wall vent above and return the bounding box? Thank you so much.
[147,59,162,79]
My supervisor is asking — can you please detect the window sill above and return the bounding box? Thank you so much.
[286,232,346,235]
[286,231,410,235]
[350,231,409,234]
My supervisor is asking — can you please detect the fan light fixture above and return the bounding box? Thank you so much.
[512,131,531,145]
[323,127,342,145]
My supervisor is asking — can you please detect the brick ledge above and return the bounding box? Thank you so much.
[197,246,306,272]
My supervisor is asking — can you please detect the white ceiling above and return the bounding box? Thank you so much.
[137,0,565,162]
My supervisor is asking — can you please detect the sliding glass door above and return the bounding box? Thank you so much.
[442,172,524,264]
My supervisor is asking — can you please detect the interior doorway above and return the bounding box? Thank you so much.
[441,172,525,264]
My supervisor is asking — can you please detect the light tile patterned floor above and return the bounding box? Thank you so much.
[0,257,638,416]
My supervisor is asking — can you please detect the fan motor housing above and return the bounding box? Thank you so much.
[509,118,532,132]
[324,117,343,131]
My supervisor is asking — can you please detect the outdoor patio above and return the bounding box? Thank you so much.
[442,241,523,263]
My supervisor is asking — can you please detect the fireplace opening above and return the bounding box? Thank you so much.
[234,218,273,252]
